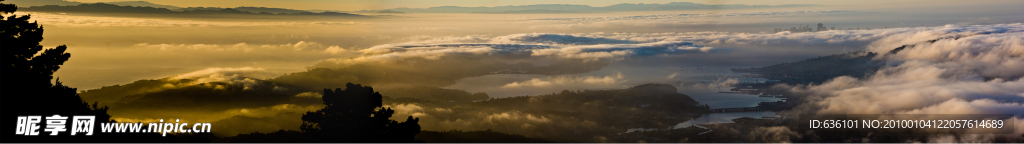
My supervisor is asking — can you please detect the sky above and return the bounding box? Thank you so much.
[59,0,1023,11]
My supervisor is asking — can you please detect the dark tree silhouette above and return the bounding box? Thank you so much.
[300,83,421,142]
[1,1,173,142]
[0,1,70,93]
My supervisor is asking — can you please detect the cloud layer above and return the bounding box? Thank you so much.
[325,23,1024,68]
[317,33,714,68]
[777,23,1024,142]
[787,24,1024,115]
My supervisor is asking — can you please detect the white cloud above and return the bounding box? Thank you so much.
[169,67,276,80]
[524,11,857,22]
[484,111,551,123]
[320,33,714,66]
[324,46,348,54]
[776,23,1024,142]
[133,41,347,53]
[223,104,324,118]
[792,28,1024,115]
[293,92,323,98]
[165,67,281,90]
[489,33,635,45]
[317,24,1024,68]
[501,72,624,88]
[521,10,857,30]
[383,104,430,119]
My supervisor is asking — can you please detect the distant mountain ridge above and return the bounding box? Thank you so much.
[473,9,583,14]
[5,0,182,9]
[6,0,316,14]
[5,0,81,6]
[102,1,181,9]
[234,6,310,14]
[359,2,817,13]
[18,3,369,18]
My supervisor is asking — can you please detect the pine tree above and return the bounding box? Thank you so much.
[300,83,421,142]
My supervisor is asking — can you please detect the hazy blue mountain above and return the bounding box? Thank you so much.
[4,0,82,6]
[176,7,227,11]
[9,0,303,14]
[234,6,311,14]
[358,2,816,13]
[306,10,352,13]
[19,3,370,18]
[474,9,582,14]
[22,3,178,13]
[103,1,181,9]
[177,7,313,14]
[6,0,180,9]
